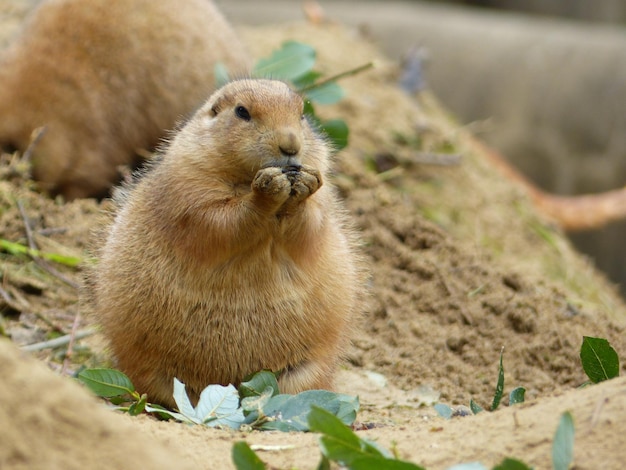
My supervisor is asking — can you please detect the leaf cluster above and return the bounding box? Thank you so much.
[239,371,358,432]
[216,40,353,151]
[233,405,576,470]
[76,368,359,432]
[78,334,620,469]
[233,406,424,470]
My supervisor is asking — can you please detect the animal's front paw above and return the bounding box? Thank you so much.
[252,166,291,203]
[286,165,322,202]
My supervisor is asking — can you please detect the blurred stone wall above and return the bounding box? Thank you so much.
[437,0,626,24]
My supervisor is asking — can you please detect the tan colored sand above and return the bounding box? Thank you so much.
[0,6,625,470]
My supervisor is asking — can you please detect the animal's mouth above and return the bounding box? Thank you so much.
[261,158,302,171]
[281,164,301,177]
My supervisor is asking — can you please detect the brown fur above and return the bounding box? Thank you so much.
[0,0,250,199]
[93,79,364,408]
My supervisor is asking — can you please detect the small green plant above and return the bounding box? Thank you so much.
[233,406,425,470]
[435,348,525,418]
[216,40,373,152]
[77,368,149,416]
[232,406,577,470]
[470,348,526,414]
[77,368,358,431]
[239,371,358,431]
[80,334,616,469]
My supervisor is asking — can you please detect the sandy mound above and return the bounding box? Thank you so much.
[1,15,624,470]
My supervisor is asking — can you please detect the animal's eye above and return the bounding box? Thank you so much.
[235,105,251,121]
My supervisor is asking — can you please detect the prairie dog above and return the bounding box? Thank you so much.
[93,79,363,407]
[0,0,250,199]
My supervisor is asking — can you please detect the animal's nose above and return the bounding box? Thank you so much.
[278,128,301,157]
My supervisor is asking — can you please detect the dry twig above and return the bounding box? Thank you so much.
[17,200,80,289]
[61,311,82,375]
[21,327,97,353]
[0,283,24,312]
[21,126,47,164]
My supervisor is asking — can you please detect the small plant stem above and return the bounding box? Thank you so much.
[21,327,97,352]
[299,62,375,93]
[61,311,82,375]
[34,311,66,334]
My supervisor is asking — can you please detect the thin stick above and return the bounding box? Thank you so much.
[3,267,65,333]
[21,126,47,163]
[298,62,375,94]
[61,311,82,375]
[17,200,80,289]
[0,283,24,312]
[21,327,97,352]
[38,227,68,236]
[411,152,463,166]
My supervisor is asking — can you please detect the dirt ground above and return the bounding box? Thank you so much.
[1,9,626,470]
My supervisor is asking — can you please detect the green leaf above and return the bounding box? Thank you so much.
[446,464,487,470]
[108,396,127,406]
[173,378,245,429]
[434,403,453,420]
[509,387,526,405]
[253,41,316,81]
[350,456,426,470]
[308,406,363,449]
[143,403,179,421]
[493,458,532,470]
[309,407,387,466]
[258,390,359,432]
[552,411,575,470]
[214,62,231,88]
[309,407,425,469]
[239,370,280,399]
[320,119,349,151]
[580,336,619,383]
[303,100,317,119]
[232,442,266,470]
[144,404,191,423]
[469,399,484,414]
[241,386,275,413]
[318,434,372,465]
[316,454,331,470]
[77,368,135,398]
[128,393,147,416]
[336,395,360,425]
[304,82,345,105]
[491,349,505,411]
[293,70,322,89]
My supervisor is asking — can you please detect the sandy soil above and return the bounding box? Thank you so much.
[1,10,625,470]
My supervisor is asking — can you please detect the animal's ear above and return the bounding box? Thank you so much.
[209,96,225,117]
